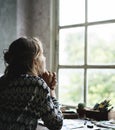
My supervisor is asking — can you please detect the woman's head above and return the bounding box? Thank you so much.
[4,37,46,77]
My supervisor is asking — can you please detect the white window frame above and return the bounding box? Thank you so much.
[50,0,115,105]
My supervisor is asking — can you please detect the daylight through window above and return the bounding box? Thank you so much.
[56,0,115,108]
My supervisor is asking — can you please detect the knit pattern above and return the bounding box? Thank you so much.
[0,74,63,130]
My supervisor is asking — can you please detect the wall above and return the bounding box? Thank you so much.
[0,0,51,74]
[0,0,17,74]
[17,0,51,70]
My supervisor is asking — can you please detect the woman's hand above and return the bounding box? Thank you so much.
[41,71,57,90]
[40,71,57,98]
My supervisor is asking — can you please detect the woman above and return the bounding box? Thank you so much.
[0,37,63,130]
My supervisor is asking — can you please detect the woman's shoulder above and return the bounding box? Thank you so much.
[0,74,49,92]
[19,74,49,91]
[19,74,49,94]
[20,74,44,84]
[22,74,45,83]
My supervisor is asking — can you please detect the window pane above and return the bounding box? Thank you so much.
[58,69,84,106]
[59,0,85,26]
[88,0,115,22]
[88,23,115,65]
[59,27,84,65]
[87,69,115,108]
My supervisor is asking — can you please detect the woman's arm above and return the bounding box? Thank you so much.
[39,71,63,130]
[40,89,63,130]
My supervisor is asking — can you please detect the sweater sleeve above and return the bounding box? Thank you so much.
[28,78,63,130]
[42,94,64,130]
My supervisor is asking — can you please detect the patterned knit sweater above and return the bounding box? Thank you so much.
[0,74,63,130]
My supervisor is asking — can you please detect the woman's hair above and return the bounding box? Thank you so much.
[4,37,43,78]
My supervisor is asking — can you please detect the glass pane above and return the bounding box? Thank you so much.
[88,0,115,22]
[59,0,85,26]
[58,69,84,106]
[59,27,84,65]
[88,23,115,65]
[87,69,115,108]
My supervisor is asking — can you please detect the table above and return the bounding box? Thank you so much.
[36,110,115,130]
[37,118,115,130]
[61,110,115,130]
[62,119,115,130]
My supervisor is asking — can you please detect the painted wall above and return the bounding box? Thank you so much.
[0,0,51,74]
[0,0,17,74]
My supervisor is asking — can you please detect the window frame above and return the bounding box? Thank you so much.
[51,0,115,105]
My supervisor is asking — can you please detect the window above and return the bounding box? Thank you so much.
[53,0,115,108]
